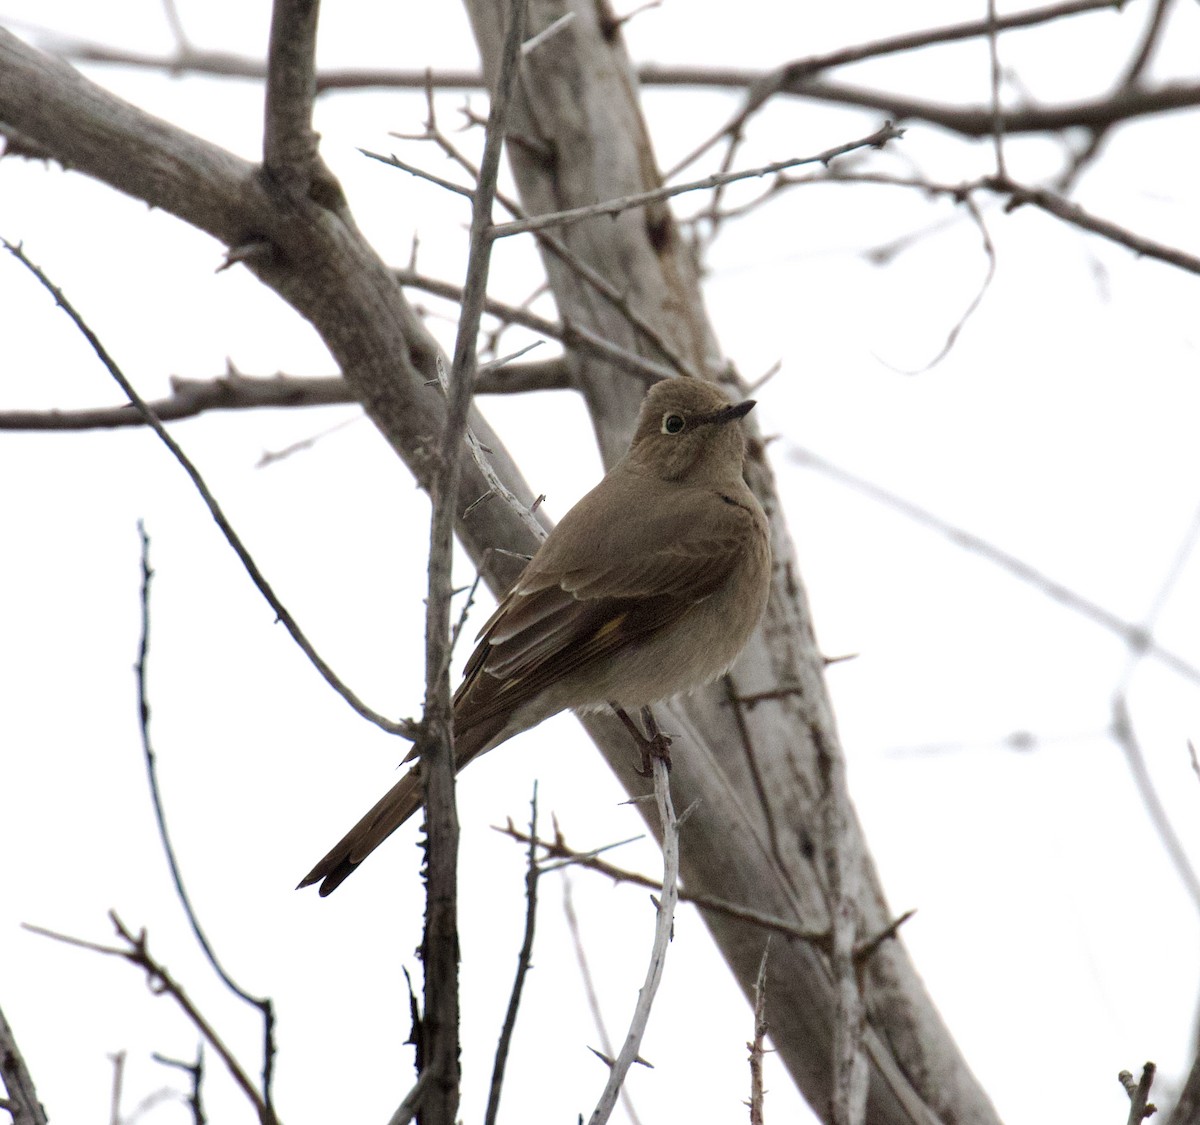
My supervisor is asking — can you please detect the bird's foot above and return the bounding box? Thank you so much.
[610,703,673,776]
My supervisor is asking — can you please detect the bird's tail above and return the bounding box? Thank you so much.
[298,716,504,896]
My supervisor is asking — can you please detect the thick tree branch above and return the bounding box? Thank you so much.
[0,25,549,588]
[262,0,321,192]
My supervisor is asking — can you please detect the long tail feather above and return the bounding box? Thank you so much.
[298,716,505,895]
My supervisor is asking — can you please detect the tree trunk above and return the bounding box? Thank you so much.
[461,3,1001,1122]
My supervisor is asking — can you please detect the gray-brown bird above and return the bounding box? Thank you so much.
[300,377,770,895]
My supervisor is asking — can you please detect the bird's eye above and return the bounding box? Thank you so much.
[662,413,685,434]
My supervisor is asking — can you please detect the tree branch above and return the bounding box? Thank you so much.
[1,238,414,738]
[24,914,275,1125]
[586,757,680,1125]
[0,359,576,432]
[484,787,541,1125]
[0,1001,48,1125]
[417,2,526,1119]
[135,523,277,1116]
[489,124,903,240]
[262,0,321,192]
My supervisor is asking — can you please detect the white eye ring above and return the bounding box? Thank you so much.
[662,413,685,434]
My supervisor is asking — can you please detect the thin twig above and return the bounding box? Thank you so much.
[484,786,541,1125]
[988,172,1200,276]
[986,0,1007,179]
[1110,695,1200,915]
[560,871,643,1125]
[0,239,413,738]
[787,441,1200,688]
[384,1070,434,1125]
[152,1046,205,1125]
[417,2,527,1119]
[360,148,475,199]
[1118,1062,1157,1124]
[665,0,1126,176]
[23,914,274,1125]
[748,941,770,1125]
[391,99,699,380]
[587,754,680,1125]
[497,823,828,946]
[435,354,548,543]
[394,266,676,384]
[491,124,903,240]
[883,195,996,374]
[108,1050,125,1125]
[135,523,277,1115]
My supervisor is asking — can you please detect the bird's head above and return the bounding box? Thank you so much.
[626,378,756,485]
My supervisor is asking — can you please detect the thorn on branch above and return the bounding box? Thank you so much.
[219,239,275,272]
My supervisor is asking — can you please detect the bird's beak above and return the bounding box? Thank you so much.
[698,399,756,426]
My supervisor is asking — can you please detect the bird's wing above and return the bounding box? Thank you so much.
[454,482,755,728]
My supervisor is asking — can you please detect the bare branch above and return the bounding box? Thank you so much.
[988,173,1200,275]
[1118,1063,1158,1124]
[0,1001,49,1125]
[434,353,548,544]
[795,78,1200,138]
[24,914,275,1125]
[787,442,1200,687]
[262,0,321,192]
[135,523,277,1115]
[0,239,414,739]
[1110,696,1200,915]
[0,371,354,430]
[498,822,829,946]
[668,0,1123,175]
[986,0,1008,180]
[484,786,541,1125]
[747,942,770,1125]
[490,124,903,240]
[36,0,1125,102]
[586,755,679,1125]
[417,3,527,1119]
[361,147,476,199]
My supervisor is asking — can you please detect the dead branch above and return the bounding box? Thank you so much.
[416,3,527,1119]
[787,441,1200,687]
[135,523,277,1114]
[748,942,770,1125]
[23,914,275,1125]
[496,823,829,948]
[484,786,541,1125]
[0,238,413,740]
[490,124,903,241]
[587,755,679,1125]
[1119,1063,1158,1124]
[0,358,577,432]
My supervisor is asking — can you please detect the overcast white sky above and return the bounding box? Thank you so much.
[2,2,1200,1123]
